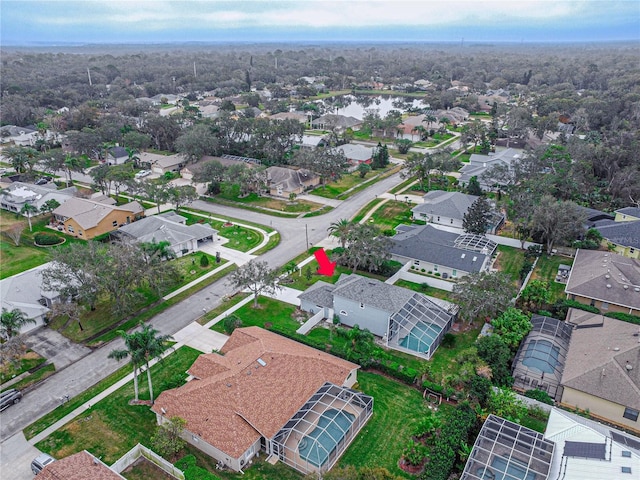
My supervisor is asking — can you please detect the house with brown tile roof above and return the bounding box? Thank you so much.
[35,450,125,480]
[559,309,640,434]
[53,197,144,239]
[564,249,640,315]
[152,326,373,475]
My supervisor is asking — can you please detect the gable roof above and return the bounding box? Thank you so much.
[312,114,361,129]
[459,147,524,187]
[596,220,640,249]
[561,309,640,410]
[412,190,478,220]
[0,182,77,209]
[389,224,494,272]
[332,274,415,315]
[108,146,128,159]
[118,214,216,245]
[545,408,640,480]
[0,263,57,321]
[152,327,358,459]
[564,249,640,311]
[297,280,336,309]
[36,450,124,480]
[266,166,318,191]
[616,206,640,218]
[53,197,143,229]
[336,144,373,162]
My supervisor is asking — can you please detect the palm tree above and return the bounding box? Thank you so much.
[20,203,38,232]
[63,154,84,187]
[109,324,172,404]
[1,308,36,338]
[327,218,352,249]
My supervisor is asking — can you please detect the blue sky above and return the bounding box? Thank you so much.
[1,0,638,45]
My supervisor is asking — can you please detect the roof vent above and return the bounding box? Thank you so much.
[461,253,466,258]
[626,362,633,372]
[472,256,477,262]
[257,358,267,367]
[613,347,620,351]
[604,253,609,257]
[606,284,612,289]
[226,383,232,387]
[602,369,606,376]
[635,287,640,293]
[624,285,629,290]
[605,274,610,279]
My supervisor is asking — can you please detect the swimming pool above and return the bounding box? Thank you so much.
[399,321,440,354]
[521,339,559,374]
[490,455,536,480]
[298,409,355,468]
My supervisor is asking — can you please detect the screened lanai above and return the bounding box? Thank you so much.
[461,415,555,480]
[387,293,456,359]
[271,382,373,475]
[512,315,572,399]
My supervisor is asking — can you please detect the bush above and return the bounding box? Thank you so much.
[605,311,640,325]
[524,389,554,405]
[223,314,242,334]
[200,254,209,267]
[434,272,441,277]
[440,333,456,349]
[34,232,62,245]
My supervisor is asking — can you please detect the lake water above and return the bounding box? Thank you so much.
[320,95,429,120]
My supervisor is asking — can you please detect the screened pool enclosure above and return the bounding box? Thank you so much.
[271,382,373,475]
[512,315,572,399]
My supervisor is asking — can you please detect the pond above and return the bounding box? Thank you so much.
[319,95,430,120]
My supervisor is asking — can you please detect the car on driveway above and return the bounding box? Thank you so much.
[134,170,151,179]
[31,453,55,475]
[0,388,23,411]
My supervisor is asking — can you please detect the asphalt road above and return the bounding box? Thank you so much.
[0,170,403,442]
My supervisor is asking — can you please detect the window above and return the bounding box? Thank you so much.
[590,299,596,307]
[437,216,440,222]
[450,218,453,224]
[602,302,609,310]
[339,310,348,316]
[78,231,83,236]
[621,467,631,474]
[452,269,457,277]
[67,225,74,233]
[433,265,438,272]
[623,407,639,421]
[112,220,118,227]
[622,451,632,458]
[414,260,420,265]
[630,248,635,254]
[360,302,364,309]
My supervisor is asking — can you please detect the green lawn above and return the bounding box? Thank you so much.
[393,279,454,302]
[310,173,368,199]
[367,200,414,231]
[215,185,322,213]
[199,292,251,325]
[428,325,482,381]
[210,296,303,334]
[495,245,526,285]
[338,372,433,477]
[0,350,46,384]
[178,211,263,252]
[531,254,574,303]
[388,176,417,194]
[35,346,201,464]
[351,198,385,223]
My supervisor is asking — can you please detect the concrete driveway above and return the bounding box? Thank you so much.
[171,323,229,353]
[24,328,91,370]
[0,433,42,480]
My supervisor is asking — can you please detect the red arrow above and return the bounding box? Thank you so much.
[314,248,336,276]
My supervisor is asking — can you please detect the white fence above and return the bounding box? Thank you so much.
[297,310,327,335]
[111,443,185,479]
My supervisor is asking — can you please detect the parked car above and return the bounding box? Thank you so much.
[31,453,55,475]
[34,177,52,185]
[134,170,151,179]
[0,388,22,411]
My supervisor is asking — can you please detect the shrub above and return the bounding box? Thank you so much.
[440,333,456,349]
[223,314,242,334]
[403,439,427,466]
[605,311,640,325]
[421,268,426,273]
[34,232,62,245]
[200,254,209,267]
[524,389,554,405]
[435,272,441,277]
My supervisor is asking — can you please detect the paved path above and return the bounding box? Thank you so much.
[295,193,342,207]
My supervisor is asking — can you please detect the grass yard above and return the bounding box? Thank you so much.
[210,296,303,334]
[0,350,46,384]
[35,346,201,464]
[388,176,417,194]
[48,252,224,343]
[199,292,251,325]
[428,324,482,381]
[310,172,367,199]
[393,279,454,302]
[351,198,385,223]
[531,254,574,303]
[215,186,323,213]
[367,200,414,230]
[338,372,433,477]
[494,245,526,285]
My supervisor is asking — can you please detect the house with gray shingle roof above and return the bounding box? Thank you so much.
[0,182,77,214]
[564,249,640,314]
[411,190,504,234]
[596,221,640,259]
[311,114,361,132]
[389,224,497,279]
[559,308,640,434]
[299,274,458,359]
[615,206,640,222]
[459,147,524,191]
[117,212,217,257]
[265,166,320,197]
[335,144,373,169]
[107,146,128,165]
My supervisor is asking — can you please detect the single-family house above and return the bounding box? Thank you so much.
[460,415,555,480]
[559,308,640,434]
[265,166,320,197]
[614,206,640,222]
[270,111,309,125]
[152,327,373,475]
[35,450,125,480]
[53,197,144,239]
[298,274,458,359]
[117,212,217,257]
[564,249,640,315]
[299,134,326,149]
[106,146,129,165]
[0,125,38,146]
[0,182,77,214]
[141,152,184,175]
[596,221,640,259]
[459,147,524,191]
[336,144,373,167]
[511,315,573,399]
[389,224,497,279]
[311,114,361,132]
[411,190,504,234]
[199,104,220,119]
[0,263,61,336]
[578,206,615,229]
[544,407,640,480]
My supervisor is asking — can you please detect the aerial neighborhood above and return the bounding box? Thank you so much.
[1,22,640,480]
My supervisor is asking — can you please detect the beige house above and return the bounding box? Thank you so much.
[564,249,640,315]
[265,166,320,197]
[152,327,373,475]
[559,309,640,434]
[138,152,184,174]
[53,197,144,239]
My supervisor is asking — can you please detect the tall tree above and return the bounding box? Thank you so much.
[490,308,532,350]
[20,203,38,232]
[5,146,38,174]
[452,272,517,323]
[0,308,36,338]
[227,260,281,308]
[341,223,391,273]
[327,218,353,249]
[531,195,585,254]
[462,197,492,235]
[291,147,348,183]
[166,185,198,211]
[175,123,219,163]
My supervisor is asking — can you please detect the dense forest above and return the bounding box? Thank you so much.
[1,42,639,210]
